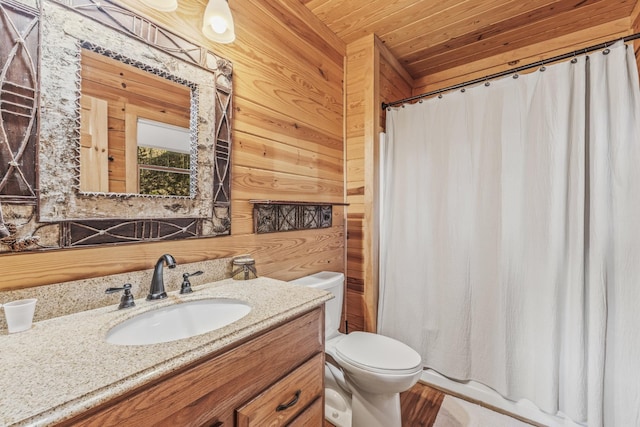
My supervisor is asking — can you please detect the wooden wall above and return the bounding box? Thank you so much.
[632,0,640,72]
[344,35,412,332]
[1,0,346,291]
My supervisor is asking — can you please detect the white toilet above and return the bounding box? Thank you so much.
[290,271,422,427]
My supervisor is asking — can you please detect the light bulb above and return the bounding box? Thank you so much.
[210,16,228,34]
[201,0,235,43]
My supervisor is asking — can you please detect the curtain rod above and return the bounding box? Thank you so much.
[381,32,640,110]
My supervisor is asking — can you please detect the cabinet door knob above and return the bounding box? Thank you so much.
[275,389,301,412]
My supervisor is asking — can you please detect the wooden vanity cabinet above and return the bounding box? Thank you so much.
[62,307,324,427]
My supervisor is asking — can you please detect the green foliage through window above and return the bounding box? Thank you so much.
[138,147,190,196]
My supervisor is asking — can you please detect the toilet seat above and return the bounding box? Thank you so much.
[334,332,422,375]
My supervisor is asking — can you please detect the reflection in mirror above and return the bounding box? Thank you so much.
[79,48,194,195]
[136,118,190,196]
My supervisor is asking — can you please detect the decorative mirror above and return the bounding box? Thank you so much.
[0,0,232,252]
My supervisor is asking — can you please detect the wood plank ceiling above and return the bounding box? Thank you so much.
[300,0,638,80]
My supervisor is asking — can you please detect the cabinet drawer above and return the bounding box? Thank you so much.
[287,397,323,427]
[236,352,324,427]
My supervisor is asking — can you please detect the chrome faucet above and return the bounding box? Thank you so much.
[147,254,176,300]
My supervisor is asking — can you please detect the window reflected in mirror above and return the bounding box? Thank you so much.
[137,118,191,196]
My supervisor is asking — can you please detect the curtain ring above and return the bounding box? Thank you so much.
[571,52,578,64]
[512,73,519,79]
[603,42,610,55]
[484,78,490,87]
[461,88,466,93]
[539,59,546,72]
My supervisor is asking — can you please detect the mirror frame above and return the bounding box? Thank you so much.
[39,0,230,220]
[0,0,232,250]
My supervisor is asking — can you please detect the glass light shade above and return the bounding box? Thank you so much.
[139,0,178,12]
[202,0,235,43]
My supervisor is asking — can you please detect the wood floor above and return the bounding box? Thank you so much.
[400,382,446,427]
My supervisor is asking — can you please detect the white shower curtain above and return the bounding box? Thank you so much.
[378,42,640,426]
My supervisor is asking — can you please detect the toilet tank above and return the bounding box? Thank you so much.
[289,271,344,340]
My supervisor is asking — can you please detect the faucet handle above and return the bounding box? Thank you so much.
[180,271,203,294]
[105,283,136,309]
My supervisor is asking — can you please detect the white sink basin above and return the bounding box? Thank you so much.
[106,299,251,346]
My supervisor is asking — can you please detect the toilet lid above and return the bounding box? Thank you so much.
[334,332,422,373]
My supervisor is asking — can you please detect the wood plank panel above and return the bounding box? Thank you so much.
[81,49,190,119]
[346,288,365,332]
[412,0,632,76]
[346,159,364,183]
[232,60,341,137]
[346,138,365,160]
[386,0,556,48]
[233,98,343,159]
[79,95,109,192]
[306,0,479,48]
[412,18,630,94]
[379,59,413,105]
[233,166,343,203]
[395,0,591,61]
[234,132,343,181]
[346,115,365,140]
[400,382,446,427]
[631,0,640,73]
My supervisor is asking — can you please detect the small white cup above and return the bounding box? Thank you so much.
[2,298,37,333]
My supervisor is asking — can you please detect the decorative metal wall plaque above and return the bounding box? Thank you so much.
[61,218,200,247]
[251,201,334,234]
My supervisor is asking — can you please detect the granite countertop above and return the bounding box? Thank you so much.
[0,277,331,427]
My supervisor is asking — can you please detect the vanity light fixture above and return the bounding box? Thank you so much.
[202,0,236,43]
[139,0,178,12]
[138,0,236,44]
